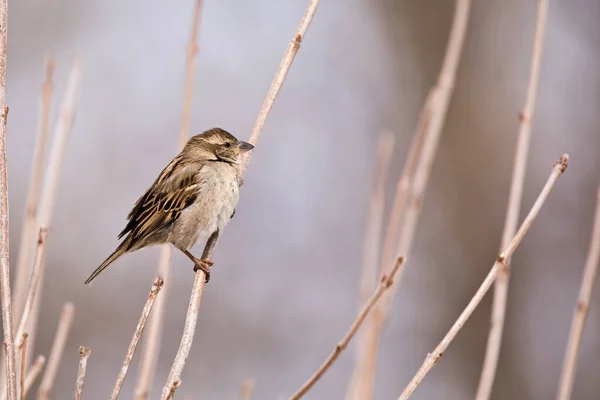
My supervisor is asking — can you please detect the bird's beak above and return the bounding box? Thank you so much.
[238,141,255,153]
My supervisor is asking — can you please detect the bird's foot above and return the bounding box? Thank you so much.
[193,258,214,283]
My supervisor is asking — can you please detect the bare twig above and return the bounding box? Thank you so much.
[22,356,44,399]
[476,2,549,399]
[12,57,55,323]
[14,228,47,350]
[347,105,428,400]
[289,257,406,400]
[397,155,568,400]
[358,133,395,306]
[37,302,75,400]
[556,188,600,400]
[18,335,26,400]
[27,59,81,366]
[111,278,164,400]
[348,2,472,398]
[135,248,170,400]
[160,1,320,397]
[135,3,203,398]
[346,133,397,399]
[74,347,90,400]
[165,379,181,400]
[0,0,14,396]
[241,378,255,400]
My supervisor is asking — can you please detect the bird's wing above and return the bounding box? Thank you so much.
[119,156,203,242]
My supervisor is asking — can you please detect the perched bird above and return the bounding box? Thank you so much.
[84,127,254,284]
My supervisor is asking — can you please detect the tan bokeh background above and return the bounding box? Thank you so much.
[6,0,600,398]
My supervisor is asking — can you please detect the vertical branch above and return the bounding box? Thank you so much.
[397,156,568,400]
[135,2,203,398]
[476,1,549,398]
[347,102,428,400]
[135,248,170,400]
[12,57,55,323]
[240,378,255,400]
[0,0,14,396]
[357,133,395,307]
[14,228,47,349]
[348,2,472,398]
[160,1,321,397]
[37,302,75,400]
[111,278,163,400]
[74,347,90,400]
[21,356,44,399]
[27,58,81,366]
[18,335,25,400]
[346,133,396,399]
[556,188,600,400]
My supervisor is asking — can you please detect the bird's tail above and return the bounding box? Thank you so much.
[85,237,132,284]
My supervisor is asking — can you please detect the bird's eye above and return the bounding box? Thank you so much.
[224,142,232,148]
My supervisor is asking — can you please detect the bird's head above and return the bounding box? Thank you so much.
[186,127,254,164]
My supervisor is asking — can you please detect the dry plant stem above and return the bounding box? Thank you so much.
[28,59,81,366]
[37,302,75,400]
[358,133,395,306]
[239,0,321,176]
[160,0,320,396]
[74,347,90,400]
[135,3,203,398]
[476,2,549,399]
[556,188,600,400]
[12,57,55,322]
[289,257,406,400]
[135,248,170,400]
[14,228,47,349]
[349,1,472,398]
[398,155,568,400]
[347,95,430,400]
[21,355,44,398]
[111,278,164,400]
[241,378,255,400]
[165,379,181,400]
[0,0,14,397]
[18,335,26,400]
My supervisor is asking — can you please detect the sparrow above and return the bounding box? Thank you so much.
[84,127,254,284]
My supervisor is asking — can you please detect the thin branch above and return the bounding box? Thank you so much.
[111,278,164,400]
[27,58,81,367]
[556,188,600,400]
[0,0,14,396]
[476,1,549,398]
[135,248,170,400]
[135,2,203,397]
[18,335,26,400]
[22,356,44,399]
[14,228,47,349]
[358,133,395,306]
[348,2,472,397]
[241,378,255,400]
[397,155,568,400]
[37,302,75,400]
[289,257,406,400]
[347,102,428,400]
[179,0,203,149]
[12,56,55,323]
[74,347,90,400]
[160,1,320,397]
[165,379,181,400]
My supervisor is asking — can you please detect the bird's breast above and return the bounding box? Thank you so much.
[170,163,240,250]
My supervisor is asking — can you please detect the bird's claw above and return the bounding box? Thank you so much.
[193,258,213,283]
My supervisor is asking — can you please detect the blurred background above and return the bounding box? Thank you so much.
[6,0,600,398]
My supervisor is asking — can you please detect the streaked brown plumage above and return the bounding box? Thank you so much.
[84,128,254,284]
